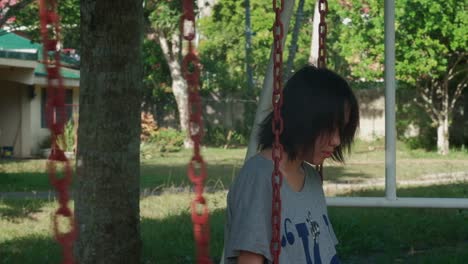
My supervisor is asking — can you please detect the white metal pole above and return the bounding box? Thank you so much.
[327,197,468,209]
[384,0,397,200]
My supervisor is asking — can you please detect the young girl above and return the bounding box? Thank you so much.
[223,65,359,263]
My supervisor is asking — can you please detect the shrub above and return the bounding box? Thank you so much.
[141,112,158,141]
[39,120,76,152]
[147,128,185,153]
[204,125,247,147]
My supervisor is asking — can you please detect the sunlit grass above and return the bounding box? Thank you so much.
[1,183,468,263]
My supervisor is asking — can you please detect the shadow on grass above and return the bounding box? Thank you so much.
[141,209,225,264]
[331,183,468,263]
[322,165,376,184]
[0,172,51,192]
[140,163,242,191]
[139,183,468,263]
[0,199,50,223]
[140,162,377,191]
[0,163,241,192]
[1,184,467,263]
[0,235,60,264]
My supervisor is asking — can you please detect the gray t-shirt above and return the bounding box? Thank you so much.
[224,154,340,264]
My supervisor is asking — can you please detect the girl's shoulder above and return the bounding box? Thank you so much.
[232,154,273,187]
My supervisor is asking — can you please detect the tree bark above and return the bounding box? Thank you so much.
[285,0,306,80]
[157,32,192,148]
[75,0,143,263]
[308,0,320,66]
[437,117,449,155]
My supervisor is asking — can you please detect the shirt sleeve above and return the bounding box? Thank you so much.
[324,212,339,246]
[224,161,273,262]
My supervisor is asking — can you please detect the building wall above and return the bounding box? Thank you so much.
[29,85,79,155]
[357,96,385,141]
[0,81,24,156]
[29,85,50,155]
[20,84,32,156]
[354,88,386,141]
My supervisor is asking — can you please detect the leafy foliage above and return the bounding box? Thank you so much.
[330,0,467,151]
[141,112,158,141]
[5,0,80,50]
[198,0,318,96]
[142,128,185,155]
[204,125,248,147]
[142,38,176,123]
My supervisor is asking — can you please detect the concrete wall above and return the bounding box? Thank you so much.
[29,85,50,155]
[156,90,387,142]
[0,81,23,156]
[29,85,79,155]
[0,81,35,157]
[0,81,79,157]
[354,89,385,141]
[0,67,35,85]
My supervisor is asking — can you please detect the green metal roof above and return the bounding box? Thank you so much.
[0,31,80,80]
[0,31,42,50]
[35,63,80,80]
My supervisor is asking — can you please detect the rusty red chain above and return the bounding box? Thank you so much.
[271,0,285,262]
[317,0,328,68]
[317,0,328,182]
[181,1,213,263]
[39,0,76,263]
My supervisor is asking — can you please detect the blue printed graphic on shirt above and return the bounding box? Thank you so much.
[280,213,340,264]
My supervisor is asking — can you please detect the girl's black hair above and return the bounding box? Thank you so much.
[258,65,359,162]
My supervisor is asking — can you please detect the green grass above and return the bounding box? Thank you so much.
[0,148,247,192]
[1,142,467,192]
[1,143,467,262]
[1,184,467,263]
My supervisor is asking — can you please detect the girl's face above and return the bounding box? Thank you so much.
[304,130,341,165]
[303,107,350,165]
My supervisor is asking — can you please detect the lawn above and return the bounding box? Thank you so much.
[1,139,467,193]
[0,142,468,263]
[1,184,467,263]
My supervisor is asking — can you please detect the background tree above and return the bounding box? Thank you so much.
[198,0,318,93]
[1,0,80,50]
[0,0,34,28]
[145,0,194,147]
[75,0,143,262]
[285,0,306,79]
[142,38,176,127]
[329,0,467,154]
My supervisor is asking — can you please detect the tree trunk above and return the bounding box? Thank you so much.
[285,0,306,80]
[437,117,449,155]
[437,75,451,155]
[75,1,143,263]
[157,33,192,148]
[308,0,320,66]
[171,72,192,148]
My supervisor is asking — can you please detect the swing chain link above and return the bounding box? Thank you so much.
[318,0,328,68]
[39,0,76,263]
[271,0,285,262]
[181,1,213,263]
